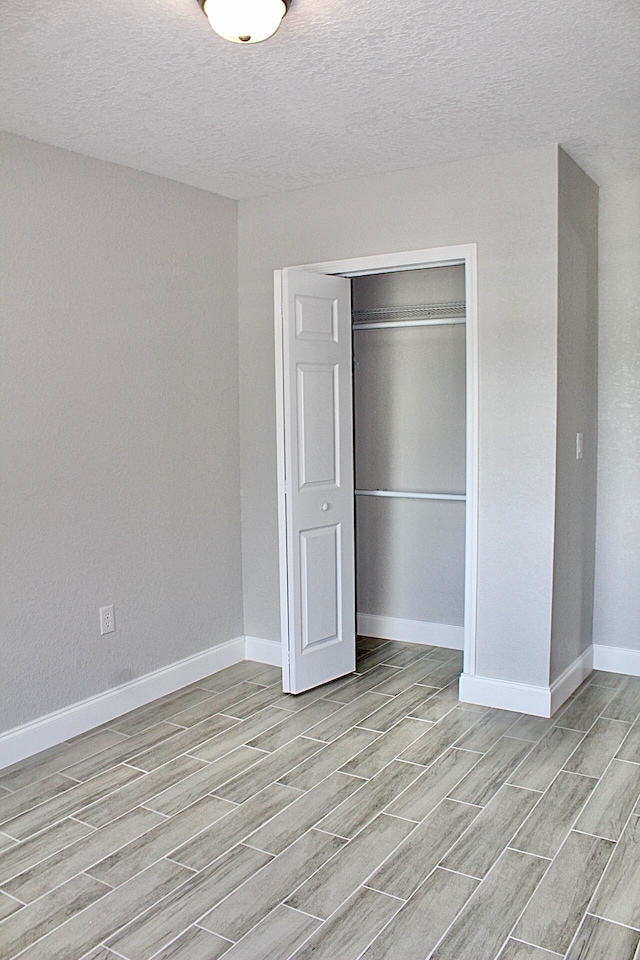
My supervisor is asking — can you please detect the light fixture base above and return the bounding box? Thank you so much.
[197,0,290,44]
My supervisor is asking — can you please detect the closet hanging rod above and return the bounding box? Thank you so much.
[355,489,466,502]
[353,317,466,331]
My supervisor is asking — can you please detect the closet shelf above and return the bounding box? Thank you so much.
[355,489,466,502]
[353,300,465,330]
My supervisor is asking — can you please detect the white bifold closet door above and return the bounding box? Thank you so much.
[280,270,355,693]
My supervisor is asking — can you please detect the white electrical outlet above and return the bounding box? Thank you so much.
[99,604,115,635]
[576,432,584,460]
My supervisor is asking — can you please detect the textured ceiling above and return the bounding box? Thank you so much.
[1,0,639,198]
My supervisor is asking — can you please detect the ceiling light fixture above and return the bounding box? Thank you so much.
[197,0,289,44]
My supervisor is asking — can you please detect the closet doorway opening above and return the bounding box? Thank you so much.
[275,245,478,695]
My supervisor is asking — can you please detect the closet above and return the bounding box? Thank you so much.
[351,264,467,647]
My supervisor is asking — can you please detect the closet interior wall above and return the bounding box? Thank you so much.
[352,265,467,645]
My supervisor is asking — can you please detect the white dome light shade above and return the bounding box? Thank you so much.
[201,0,288,43]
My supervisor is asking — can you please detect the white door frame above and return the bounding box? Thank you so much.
[275,243,479,688]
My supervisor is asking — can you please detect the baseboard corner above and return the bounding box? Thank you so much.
[244,636,282,666]
[592,643,640,677]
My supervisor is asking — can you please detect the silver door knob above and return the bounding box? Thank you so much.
[322,502,330,511]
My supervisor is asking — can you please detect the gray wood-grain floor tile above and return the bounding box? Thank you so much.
[454,710,522,753]
[442,784,539,878]
[317,759,423,837]
[399,708,483,767]
[0,832,14,852]
[88,795,234,886]
[511,772,596,859]
[187,706,291,763]
[287,886,402,960]
[369,798,479,898]
[357,684,438,732]
[204,683,290,721]
[0,773,78,827]
[420,657,463,688]
[565,914,640,960]
[504,716,555,743]
[80,948,121,960]
[127,715,240,772]
[280,726,380,789]
[246,771,363,854]
[589,814,640,928]
[14,857,191,960]
[303,693,392,744]
[0,891,22,923]
[246,699,345,752]
[616,716,640,762]
[287,813,415,918]
[150,926,231,960]
[513,831,614,954]
[199,830,344,942]
[215,737,325,804]
[368,661,437,697]
[1,764,143,840]
[386,747,481,821]
[167,682,261,726]
[327,664,402,702]
[0,730,129,793]
[108,844,272,960]
[498,942,562,959]
[170,782,302,871]
[574,758,640,840]
[75,754,206,827]
[218,905,319,960]
[508,727,585,792]
[196,661,277,691]
[0,873,110,960]
[4,806,164,902]
[449,736,534,806]
[430,849,549,960]
[0,816,93,884]
[563,718,630,778]
[407,681,463,721]
[601,676,640,723]
[146,746,266,815]
[65,723,184,781]
[111,688,216,736]
[379,644,435,668]
[554,686,616,732]
[339,718,431,779]
[360,867,478,960]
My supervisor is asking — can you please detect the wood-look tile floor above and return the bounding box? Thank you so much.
[1,638,640,960]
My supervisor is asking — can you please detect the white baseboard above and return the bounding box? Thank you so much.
[244,636,282,666]
[357,614,463,650]
[0,636,245,771]
[459,647,593,718]
[550,647,594,715]
[592,644,640,677]
[459,673,552,717]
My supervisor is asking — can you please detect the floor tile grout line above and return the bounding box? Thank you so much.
[0,848,206,960]
[581,798,640,929]
[0,805,202,908]
[585,911,640,933]
[507,934,564,955]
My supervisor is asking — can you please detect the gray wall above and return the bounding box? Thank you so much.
[238,145,560,688]
[550,151,599,681]
[593,178,640,652]
[353,267,466,627]
[1,133,242,730]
